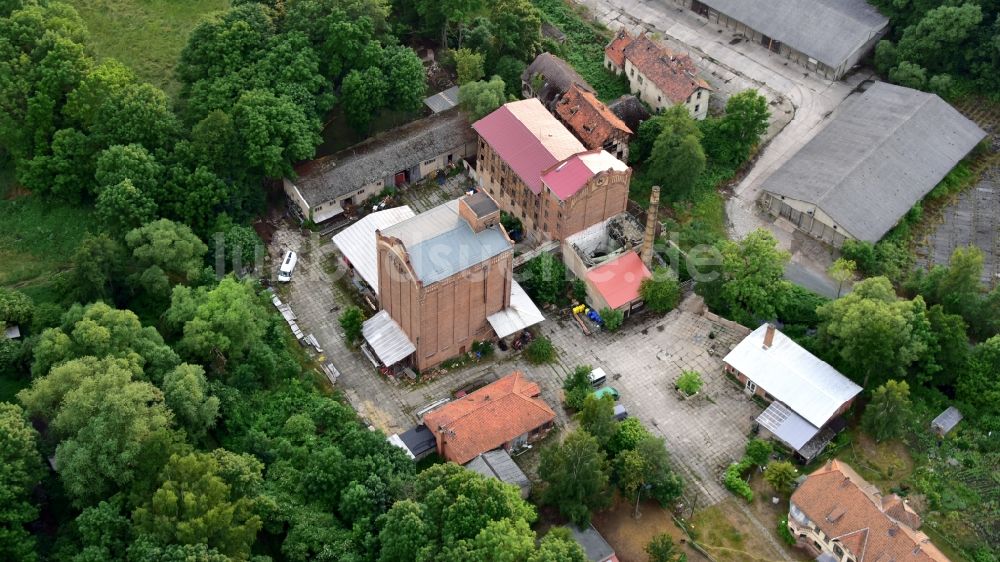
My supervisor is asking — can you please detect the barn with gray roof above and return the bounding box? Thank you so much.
[760,82,986,246]
[283,109,476,224]
[677,0,889,79]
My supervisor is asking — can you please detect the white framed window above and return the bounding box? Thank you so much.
[745,379,757,393]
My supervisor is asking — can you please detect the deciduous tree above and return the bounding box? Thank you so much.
[341,66,388,132]
[646,106,705,201]
[861,380,912,442]
[828,258,856,298]
[132,452,263,559]
[539,430,610,525]
[233,89,321,177]
[454,48,486,84]
[96,179,158,236]
[162,364,220,442]
[646,533,685,562]
[641,266,681,313]
[715,229,792,326]
[458,75,507,120]
[29,303,179,380]
[578,394,616,447]
[0,403,43,562]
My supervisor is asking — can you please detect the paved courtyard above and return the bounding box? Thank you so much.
[272,219,761,504]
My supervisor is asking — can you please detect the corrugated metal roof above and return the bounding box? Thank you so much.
[473,99,585,194]
[464,449,531,497]
[3,324,21,340]
[724,324,861,428]
[382,199,511,285]
[362,311,415,366]
[586,251,652,310]
[698,0,888,69]
[487,280,545,338]
[332,206,416,293]
[424,86,460,113]
[757,401,821,451]
[762,82,986,242]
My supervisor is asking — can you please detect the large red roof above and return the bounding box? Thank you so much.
[473,99,584,194]
[541,149,629,201]
[586,251,652,310]
[792,460,950,562]
[423,372,556,465]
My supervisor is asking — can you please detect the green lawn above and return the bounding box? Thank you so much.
[67,0,229,99]
[0,181,93,303]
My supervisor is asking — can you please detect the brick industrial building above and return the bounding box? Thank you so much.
[473,99,632,242]
[363,192,544,371]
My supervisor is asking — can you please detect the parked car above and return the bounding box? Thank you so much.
[277,250,297,282]
[588,367,607,387]
[613,404,628,421]
[592,386,619,401]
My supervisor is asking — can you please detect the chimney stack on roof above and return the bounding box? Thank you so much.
[641,185,660,267]
[763,324,776,349]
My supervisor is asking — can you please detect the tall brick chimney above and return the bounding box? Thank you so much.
[640,185,660,267]
[762,324,776,349]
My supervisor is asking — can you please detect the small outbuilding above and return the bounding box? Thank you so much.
[3,323,21,340]
[569,525,619,562]
[931,406,963,437]
[464,449,531,498]
[389,424,438,460]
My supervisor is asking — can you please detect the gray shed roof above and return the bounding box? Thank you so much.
[569,525,615,562]
[523,53,593,108]
[288,109,475,207]
[397,424,437,457]
[382,198,511,285]
[931,406,963,435]
[464,449,531,498]
[362,311,415,366]
[761,82,986,242]
[608,94,650,134]
[424,86,460,113]
[698,0,888,69]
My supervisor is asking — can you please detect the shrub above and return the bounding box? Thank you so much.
[471,340,494,358]
[525,336,556,364]
[723,460,754,502]
[745,438,772,467]
[777,515,796,546]
[600,307,624,331]
[676,371,703,396]
[563,365,592,410]
[338,306,364,345]
[640,267,681,313]
[764,460,798,494]
[572,278,588,304]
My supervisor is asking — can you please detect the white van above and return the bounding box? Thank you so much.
[588,367,607,388]
[277,250,297,282]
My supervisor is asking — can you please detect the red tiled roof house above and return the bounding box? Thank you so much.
[473,99,632,242]
[789,460,950,562]
[604,30,712,120]
[555,84,634,162]
[422,372,557,464]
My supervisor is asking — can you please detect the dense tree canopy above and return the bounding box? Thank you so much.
[0,403,43,562]
[539,430,610,525]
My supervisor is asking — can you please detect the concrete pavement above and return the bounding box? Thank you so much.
[582,0,870,291]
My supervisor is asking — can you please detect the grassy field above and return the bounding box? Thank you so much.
[1,162,93,304]
[67,0,229,99]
